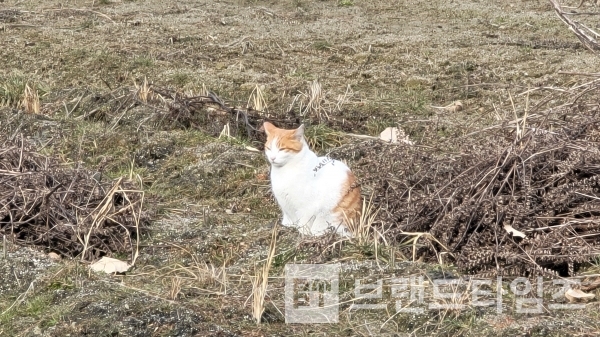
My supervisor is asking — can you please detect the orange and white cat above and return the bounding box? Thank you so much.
[263,122,361,237]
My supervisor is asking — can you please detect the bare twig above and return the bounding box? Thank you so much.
[549,0,600,52]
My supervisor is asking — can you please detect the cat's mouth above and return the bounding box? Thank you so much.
[270,160,283,167]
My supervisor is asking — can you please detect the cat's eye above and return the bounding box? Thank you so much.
[265,146,271,150]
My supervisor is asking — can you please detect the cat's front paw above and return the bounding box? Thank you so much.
[310,223,353,238]
[337,225,353,238]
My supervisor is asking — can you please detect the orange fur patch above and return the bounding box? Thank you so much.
[334,171,362,224]
[263,122,303,153]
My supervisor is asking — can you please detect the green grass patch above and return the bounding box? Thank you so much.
[313,40,332,51]
[304,123,345,151]
[0,75,48,108]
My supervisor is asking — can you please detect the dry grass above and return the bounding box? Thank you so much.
[251,222,278,325]
[345,193,381,244]
[21,83,40,114]
[288,80,356,123]
[248,84,268,113]
[429,278,475,318]
[134,76,152,103]
[289,79,329,121]
[334,84,354,112]
[127,243,230,303]
[167,276,183,300]
[306,79,326,119]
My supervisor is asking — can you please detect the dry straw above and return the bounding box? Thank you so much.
[289,79,332,121]
[21,83,40,114]
[345,193,380,244]
[135,76,152,103]
[248,84,267,112]
[251,222,278,324]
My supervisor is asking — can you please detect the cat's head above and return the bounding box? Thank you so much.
[263,122,305,167]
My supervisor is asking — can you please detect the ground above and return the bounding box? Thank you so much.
[1,0,600,336]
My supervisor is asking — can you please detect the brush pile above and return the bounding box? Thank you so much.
[333,81,600,277]
[0,137,149,261]
[147,87,285,145]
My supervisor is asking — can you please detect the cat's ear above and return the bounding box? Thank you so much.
[263,122,276,136]
[294,124,305,140]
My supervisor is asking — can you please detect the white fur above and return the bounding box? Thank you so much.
[265,130,353,237]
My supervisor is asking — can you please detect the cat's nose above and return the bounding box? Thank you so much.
[269,156,276,162]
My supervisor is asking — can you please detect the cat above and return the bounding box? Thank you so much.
[263,121,361,237]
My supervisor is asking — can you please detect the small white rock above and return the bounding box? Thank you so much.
[380,127,399,143]
[48,252,62,261]
[90,257,131,274]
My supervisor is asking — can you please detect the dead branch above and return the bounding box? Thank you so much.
[549,0,600,52]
